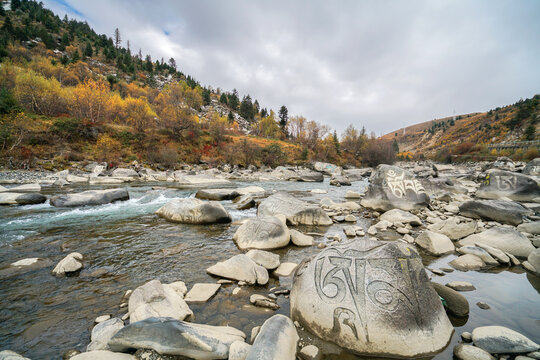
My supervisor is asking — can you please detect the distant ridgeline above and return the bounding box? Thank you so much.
[382,95,539,162]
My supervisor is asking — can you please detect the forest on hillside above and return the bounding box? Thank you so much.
[0,0,397,170]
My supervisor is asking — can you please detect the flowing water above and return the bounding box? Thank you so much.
[0,179,539,359]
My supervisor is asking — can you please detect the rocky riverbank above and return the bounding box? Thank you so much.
[0,157,539,359]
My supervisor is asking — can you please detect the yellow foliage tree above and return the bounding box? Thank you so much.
[124,96,156,132]
[13,69,69,116]
[70,78,110,123]
[94,133,122,164]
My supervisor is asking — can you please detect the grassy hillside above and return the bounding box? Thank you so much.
[382,95,540,161]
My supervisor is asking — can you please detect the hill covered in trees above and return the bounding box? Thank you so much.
[0,0,537,170]
[382,95,539,162]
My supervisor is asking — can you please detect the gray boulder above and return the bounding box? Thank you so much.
[156,198,231,224]
[458,227,535,258]
[415,231,455,256]
[290,229,314,246]
[361,165,430,212]
[233,216,290,250]
[0,350,31,360]
[449,254,485,271]
[313,162,342,175]
[526,248,540,274]
[329,175,351,186]
[476,170,540,201]
[522,158,540,176]
[128,280,193,323]
[111,168,139,178]
[195,188,240,201]
[295,169,324,182]
[290,239,453,358]
[457,246,499,266]
[108,317,245,359]
[206,254,269,285]
[50,188,129,207]
[246,250,280,270]
[245,315,299,360]
[459,200,531,226]
[472,326,539,354]
[0,192,47,205]
[257,192,332,226]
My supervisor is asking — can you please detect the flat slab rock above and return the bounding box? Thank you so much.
[257,192,332,226]
[50,188,129,207]
[156,198,231,224]
[206,254,269,285]
[184,283,221,303]
[472,326,540,354]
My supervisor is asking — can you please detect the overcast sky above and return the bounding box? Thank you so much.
[43,0,540,135]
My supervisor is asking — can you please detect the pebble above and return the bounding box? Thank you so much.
[95,315,110,323]
[461,331,472,342]
[446,281,476,291]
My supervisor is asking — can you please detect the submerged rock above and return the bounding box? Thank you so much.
[257,192,332,226]
[108,317,245,359]
[459,199,531,226]
[245,315,299,360]
[361,165,430,212]
[206,254,269,285]
[290,239,453,358]
[431,283,469,317]
[156,198,231,224]
[184,283,221,303]
[0,192,47,205]
[128,280,193,323]
[458,227,535,258]
[449,254,486,271]
[50,188,129,207]
[233,216,290,250]
[472,326,540,354]
[52,252,83,276]
[476,170,540,202]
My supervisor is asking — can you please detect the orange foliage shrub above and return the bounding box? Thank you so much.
[70,78,110,123]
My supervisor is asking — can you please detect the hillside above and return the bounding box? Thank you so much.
[382,96,540,160]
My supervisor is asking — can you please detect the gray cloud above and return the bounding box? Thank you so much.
[44,0,540,135]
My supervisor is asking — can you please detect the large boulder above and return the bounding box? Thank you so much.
[290,239,453,358]
[517,221,540,235]
[459,200,531,226]
[295,169,324,182]
[0,192,47,205]
[257,192,332,226]
[458,227,535,258]
[50,189,129,207]
[471,326,539,354]
[195,189,240,201]
[526,248,540,275]
[476,170,540,201]
[206,254,269,285]
[128,280,193,323]
[108,317,245,359]
[427,218,477,240]
[156,198,231,224]
[360,165,430,212]
[329,175,351,186]
[245,315,299,360]
[233,216,290,250]
[523,158,540,176]
[415,231,455,256]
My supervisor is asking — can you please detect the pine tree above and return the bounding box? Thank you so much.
[84,42,93,57]
[168,57,176,70]
[219,93,228,105]
[228,89,239,110]
[228,111,234,124]
[333,130,340,155]
[278,105,288,131]
[392,139,399,153]
[145,54,153,72]
[202,88,211,106]
[260,108,268,118]
[239,95,254,120]
[525,123,536,140]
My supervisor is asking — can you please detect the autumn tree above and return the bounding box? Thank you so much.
[154,82,199,138]
[13,69,69,116]
[123,96,156,132]
[70,78,110,123]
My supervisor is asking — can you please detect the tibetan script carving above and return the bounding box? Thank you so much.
[385,170,426,198]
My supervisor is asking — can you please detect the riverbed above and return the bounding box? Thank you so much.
[0,178,539,359]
